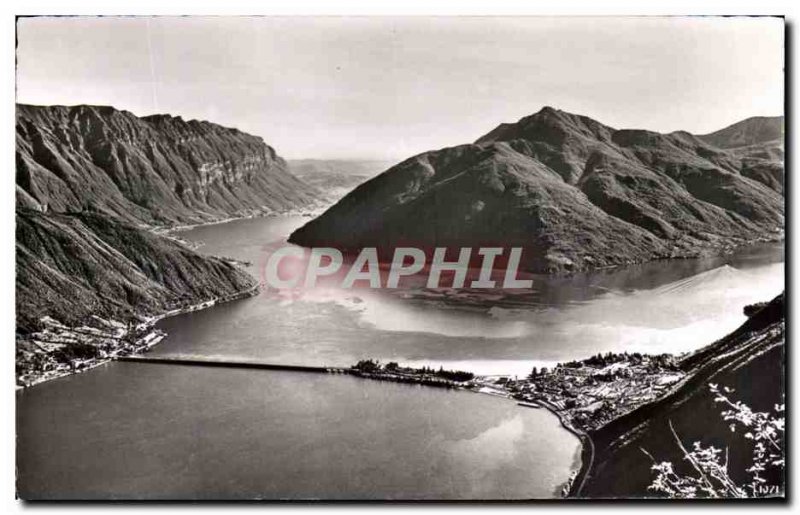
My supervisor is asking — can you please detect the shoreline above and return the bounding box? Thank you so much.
[150,202,332,236]
[545,402,594,498]
[492,394,590,498]
[496,395,590,498]
[349,369,589,499]
[517,397,595,498]
[327,347,745,500]
[16,284,260,390]
[16,207,268,391]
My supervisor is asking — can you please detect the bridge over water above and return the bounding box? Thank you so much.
[117,355,466,389]
[116,355,353,374]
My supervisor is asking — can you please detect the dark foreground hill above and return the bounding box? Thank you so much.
[290,108,783,273]
[16,104,319,227]
[16,208,256,335]
[573,293,785,498]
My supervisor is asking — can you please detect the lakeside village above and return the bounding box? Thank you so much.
[351,352,685,432]
[15,285,259,388]
[16,316,166,388]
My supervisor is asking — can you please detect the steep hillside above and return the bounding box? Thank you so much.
[290,108,784,273]
[698,116,785,194]
[16,208,256,334]
[16,104,319,228]
[574,293,785,498]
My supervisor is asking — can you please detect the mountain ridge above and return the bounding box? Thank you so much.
[290,107,784,274]
[16,104,319,228]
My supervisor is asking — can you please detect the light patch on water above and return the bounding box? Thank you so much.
[264,285,530,339]
[348,292,529,338]
[486,262,784,357]
[445,414,525,473]
[446,414,525,461]
[258,261,783,363]
[556,316,748,357]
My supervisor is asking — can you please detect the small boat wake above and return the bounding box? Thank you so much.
[651,264,742,296]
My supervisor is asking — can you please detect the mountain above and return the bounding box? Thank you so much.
[698,116,783,149]
[290,107,784,273]
[16,208,256,335]
[16,104,319,228]
[15,103,315,332]
[14,105,310,383]
[573,293,785,498]
[288,159,393,202]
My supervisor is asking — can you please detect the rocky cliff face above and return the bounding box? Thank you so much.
[16,208,256,334]
[16,104,319,227]
[290,108,784,273]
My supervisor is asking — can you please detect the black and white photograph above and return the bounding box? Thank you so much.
[10,9,788,503]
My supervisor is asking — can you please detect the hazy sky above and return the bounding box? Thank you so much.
[17,16,783,160]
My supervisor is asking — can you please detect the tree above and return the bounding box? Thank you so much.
[353,359,380,373]
[644,384,784,498]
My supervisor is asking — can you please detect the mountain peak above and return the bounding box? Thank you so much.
[474,106,615,158]
[537,105,560,115]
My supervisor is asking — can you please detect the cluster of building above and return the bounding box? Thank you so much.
[476,352,685,432]
[514,352,684,431]
[15,316,165,388]
[348,352,686,434]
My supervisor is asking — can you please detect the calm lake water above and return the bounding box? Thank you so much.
[17,364,577,500]
[16,215,784,499]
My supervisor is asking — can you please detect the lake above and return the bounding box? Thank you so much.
[16,215,784,499]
